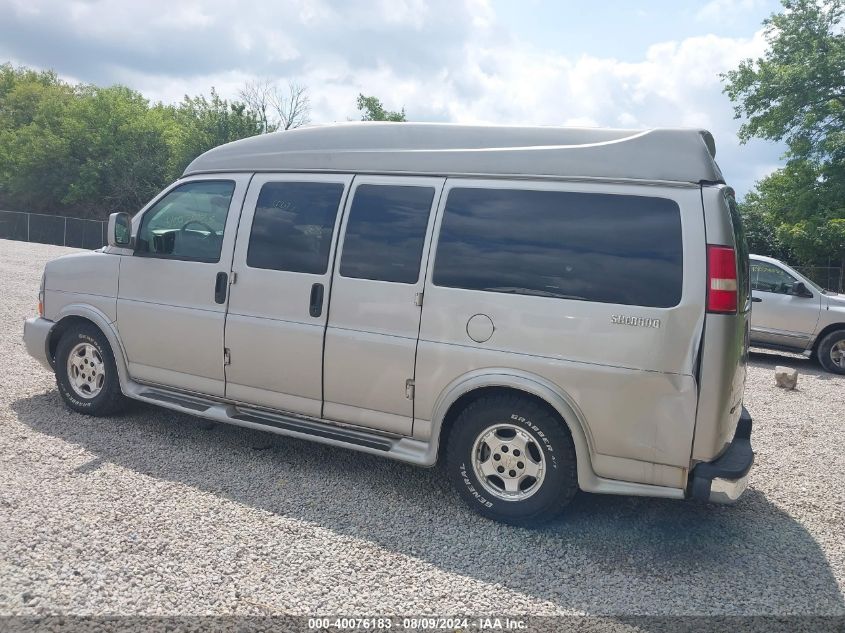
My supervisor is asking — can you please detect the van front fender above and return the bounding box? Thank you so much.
[51,304,130,389]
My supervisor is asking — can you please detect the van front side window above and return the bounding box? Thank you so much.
[432,187,683,308]
[135,180,235,262]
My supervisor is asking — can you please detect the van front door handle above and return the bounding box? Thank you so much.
[751,297,762,303]
[214,272,228,304]
[309,283,324,317]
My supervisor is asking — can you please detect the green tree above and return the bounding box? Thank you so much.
[356,93,406,121]
[62,85,176,215]
[0,64,76,212]
[723,0,844,269]
[172,89,263,174]
[0,64,263,218]
[0,78,175,217]
[737,200,793,261]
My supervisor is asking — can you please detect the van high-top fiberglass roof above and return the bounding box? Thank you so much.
[183,122,723,185]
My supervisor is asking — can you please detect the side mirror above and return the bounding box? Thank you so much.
[791,281,813,298]
[107,212,132,247]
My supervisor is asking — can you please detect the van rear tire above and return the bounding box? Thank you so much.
[817,329,845,375]
[55,323,126,416]
[446,394,578,525]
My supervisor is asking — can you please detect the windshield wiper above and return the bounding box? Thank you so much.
[483,287,586,300]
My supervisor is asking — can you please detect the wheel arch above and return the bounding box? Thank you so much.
[429,370,598,489]
[47,305,129,386]
[812,322,845,353]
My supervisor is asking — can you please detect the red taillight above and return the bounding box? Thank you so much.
[707,245,738,314]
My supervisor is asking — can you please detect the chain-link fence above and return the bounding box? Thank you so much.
[0,210,106,249]
[794,266,843,293]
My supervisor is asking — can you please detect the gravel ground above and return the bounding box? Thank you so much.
[0,238,843,618]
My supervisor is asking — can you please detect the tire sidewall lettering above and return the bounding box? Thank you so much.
[459,462,493,507]
[59,381,93,409]
[509,412,558,470]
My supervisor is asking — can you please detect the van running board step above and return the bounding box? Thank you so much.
[126,381,431,465]
[137,390,211,412]
[232,411,392,451]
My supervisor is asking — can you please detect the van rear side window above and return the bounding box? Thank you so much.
[432,188,683,308]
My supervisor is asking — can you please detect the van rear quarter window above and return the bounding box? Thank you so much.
[726,193,751,307]
[432,188,683,308]
[247,181,345,274]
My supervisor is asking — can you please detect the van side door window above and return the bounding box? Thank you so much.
[223,175,352,417]
[323,177,444,435]
[339,184,435,283]
[246,182,343,274]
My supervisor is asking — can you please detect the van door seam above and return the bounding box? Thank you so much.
[687,184,709,474]
[411,177,447,434]
[222,173,255,396]
[321,175,356,419]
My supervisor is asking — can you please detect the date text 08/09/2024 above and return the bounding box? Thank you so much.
[307,617,528,630]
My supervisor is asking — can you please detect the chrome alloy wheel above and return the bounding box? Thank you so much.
[471,423,546,501]
[832,339,845,369]
[66,342,105,399]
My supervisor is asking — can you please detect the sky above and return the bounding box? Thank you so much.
[0,0,788,198]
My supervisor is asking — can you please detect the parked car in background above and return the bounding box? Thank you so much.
[750,254,845,374]
[24,123,754,524]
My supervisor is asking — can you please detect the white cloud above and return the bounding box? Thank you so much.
[696,0,767,23]
[0,0,782,196]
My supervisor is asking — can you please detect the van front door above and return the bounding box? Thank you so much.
[116,174,250,396]
[323,176,444,435]
[224,174,352,416]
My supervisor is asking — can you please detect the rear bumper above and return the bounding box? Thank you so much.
[689,407,754,503]
[23,317,54,371]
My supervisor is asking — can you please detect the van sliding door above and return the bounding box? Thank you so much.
[223,174,353,416]
[322,176,445,435]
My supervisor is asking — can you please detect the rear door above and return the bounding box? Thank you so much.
[117,174,249,396]
[692,186,751,462]
[224,174,352,416]
[323,176,444,435]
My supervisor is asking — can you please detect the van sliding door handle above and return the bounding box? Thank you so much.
[751,297,762,303]
[214,272,228,304]
[309,283,324,317]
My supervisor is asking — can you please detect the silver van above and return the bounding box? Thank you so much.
[23,123,754,524]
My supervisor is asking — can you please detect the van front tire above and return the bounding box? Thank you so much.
[55,323,126,416]
[446,394,578,525]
